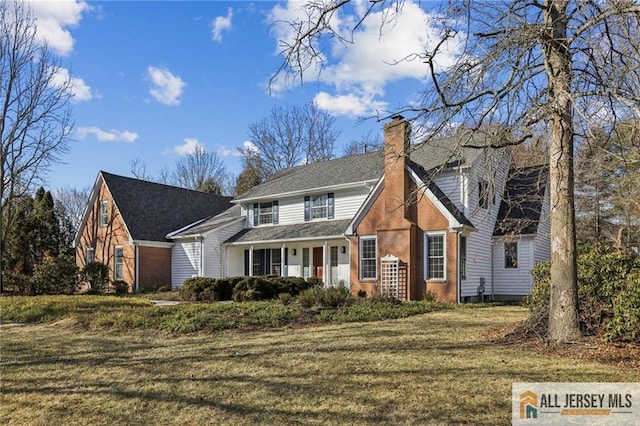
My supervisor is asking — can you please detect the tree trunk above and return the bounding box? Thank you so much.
[544,0,580,342]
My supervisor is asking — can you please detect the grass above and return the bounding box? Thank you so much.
[1,305,637,425]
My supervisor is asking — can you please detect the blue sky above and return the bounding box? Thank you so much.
[32,0,458,191]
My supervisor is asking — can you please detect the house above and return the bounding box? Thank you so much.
[74,172,232,291]
[167,116,550,302]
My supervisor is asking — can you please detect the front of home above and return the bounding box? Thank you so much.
[165,116,550,302]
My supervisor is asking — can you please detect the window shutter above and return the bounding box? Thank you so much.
[304,196,310,221]
[273,200,279,224]
[244,250,250,276]
[253,203,259,226]
[423,234,429,281]
[327,192,334,219]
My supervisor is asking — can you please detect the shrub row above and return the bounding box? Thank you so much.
[525,243,640,342]
[178,275,323,302]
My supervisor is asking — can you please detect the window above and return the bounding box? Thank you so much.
[478,180,489,209]
[312,194,328,219]
[253,201,278,226]
[302,248,310,279]
[259,202,273,225]
[305,193,334,221]
[114,246,123,281]
[459,236,467,281]
[271,249,282,276]
[360,237,377,280]
[426,234,445,280]
[505,242,518,268]
[330,246,338,267]
[99,200,108,227]
[86,247,95,264]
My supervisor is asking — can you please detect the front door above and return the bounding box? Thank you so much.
[313,247,323,279]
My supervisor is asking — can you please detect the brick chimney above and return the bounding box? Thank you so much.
[383,115,411,221]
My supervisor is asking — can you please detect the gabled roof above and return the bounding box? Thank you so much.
[226,219,352,244]
[233,135,485,202]
[493,165,549,236]
[167,204,243,238]
[76,171,233,243]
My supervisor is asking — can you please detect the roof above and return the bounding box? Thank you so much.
[99,171,233,242]
[167,204,243,238]
[493,165,549,236]
[233,135,485,202]
[226,219,352,244]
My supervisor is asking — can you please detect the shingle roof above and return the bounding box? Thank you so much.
[233,135,485,202]
[168,204,243,238]
[101,171,233,242]
[226,219,352,244]
[493,165,549,236]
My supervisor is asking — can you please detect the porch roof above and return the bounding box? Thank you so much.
[225,219,352,245]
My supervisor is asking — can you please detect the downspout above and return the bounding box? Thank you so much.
[491,241,495,301]
[456,232,460,304]
[135,243,139,293]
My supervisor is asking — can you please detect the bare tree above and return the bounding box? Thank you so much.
[54,185,91,250]
[1,1,73,267]
[240,102,340,179]
[129,157,153,181]
[272,0,640,342]
[342,129,384,156]
[172,145,230,195]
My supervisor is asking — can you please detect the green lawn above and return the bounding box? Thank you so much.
[1,305,637,425]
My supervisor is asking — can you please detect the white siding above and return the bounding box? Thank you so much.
[244,186,372,227]
[171,240,201,290]
[203,220,245,279]
[492,237,534,295]
[460,149,510,298]
[533,187,551,264]
[434,170,466,211]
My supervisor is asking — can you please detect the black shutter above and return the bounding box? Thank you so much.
[328,192,334,219]
[273,200,279,224]
[244,250,250,276]
[304,196,310,221]
[253,203,259,226]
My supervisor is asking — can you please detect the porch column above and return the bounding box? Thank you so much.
[281,244,286,277]
[248,245,254,277]
[323,240,328,286]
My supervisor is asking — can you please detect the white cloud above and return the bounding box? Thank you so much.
[171,138,204,156]
[76,126,138,143]
[29,0,89,56]
[269,0,463,117]
[217,146,232,157]
[242,140,259,155]
[50,66,93,102]
[147,66,186,106]
[314,92,387,118]
[211,7,233,43]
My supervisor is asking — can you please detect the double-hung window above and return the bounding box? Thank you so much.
[360,237,377,280]
[99,200,108,227]
[505,242,518,268]
[86,247,95,264]
[312,194,328,219]
[114,246,124,281]
[252,201,278,226]
[425,233,445,280]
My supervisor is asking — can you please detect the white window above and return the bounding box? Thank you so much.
[505,242,518,268]
[271,249,282,276]
[86,247,95,264]
[99,200,108,227]
[259,202,273,225]
[425,233,446,280]
[360,236,377,280]
[302,248,310,279]
[312,194,328,219]
[459,236,467,281]
[114,246,124,281]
